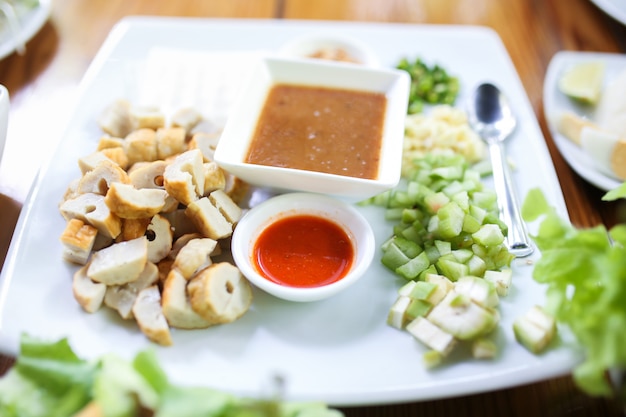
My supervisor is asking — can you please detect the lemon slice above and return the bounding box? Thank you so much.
[558,61,605,104]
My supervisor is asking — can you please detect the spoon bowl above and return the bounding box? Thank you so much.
[467,83,533,257]
[469,83,517,143]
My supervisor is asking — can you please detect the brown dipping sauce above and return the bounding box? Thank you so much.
[244,83,387,179]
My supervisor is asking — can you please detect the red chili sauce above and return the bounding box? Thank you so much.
[252,214,355,288]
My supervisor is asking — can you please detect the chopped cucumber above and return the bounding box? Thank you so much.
[472,338,498,359]
[406,316,457,356]
[422,350,444,369]
[472,224,505,246]
[406,298,434,322]
[396,251,431,280]
[363,154,513,286]
[454,276,499,308]
[387,296,411,329]
[435,258,468,281]
[428,292,499,340]
[362,153,515,368]
[513,305,557,354]
[483,269,512,296]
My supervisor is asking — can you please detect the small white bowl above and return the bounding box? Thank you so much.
[213,55,410,202]
[231,193,375,302]
[278,33,380,67]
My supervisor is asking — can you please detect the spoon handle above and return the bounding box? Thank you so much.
[488,141,534,257]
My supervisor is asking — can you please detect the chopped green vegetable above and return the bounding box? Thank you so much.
[601,181,626,201]
[406,316,457,356]
[396,57,460,114]
[471,338,497,359]
[362,154,513,284]
[512,305,557,355]
[364,153,514,368]
[427,292,499,340]
[521,187,626,397]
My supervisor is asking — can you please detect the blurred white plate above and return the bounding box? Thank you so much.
[590,0,626,25]
[543,50,626,191]
[0,17,578,406]
[0,0,51,59]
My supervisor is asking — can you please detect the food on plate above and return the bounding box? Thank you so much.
[60,192,122,239]
[0,0,41,55]
[162,268,214,329]
[76,159,130,194]
[595,68,626,138]
[580,127,626,180]
[521,187,626,397]
[187,262,253,324]
[251,214,355,288]
[145,214,173,262]
[172,237,216,279]
[104,182,169,219]
[555,67,626,180]
[132,285,173,346]
[0,335,343,417]
[163,148,206,205]
[557,61,605,104]
[60,218,98,264]
[244,84,386,179]
[557,112,626,180]
[512,305,556,354]
[307,46,360,63]
[185,194,237,240]
[87,236,149,286]
[58,101,252,345]
[555,111,597,146]
[364,153,513,366]
[396,57,460,114]
[98,99,134,137]
[72,265,106,314]
[103,261,159,319]
[402,105,486,177]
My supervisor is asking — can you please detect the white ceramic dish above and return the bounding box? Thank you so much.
[0,0,51,59]
[590,0,626,25]
[278,32,380,66]
[214,56,409,201]
[0,17,577,406]
[0,84,8,164]
[543,51,626,191]
[232,193,375,302]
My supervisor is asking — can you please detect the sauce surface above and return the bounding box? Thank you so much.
[245,83,387,179]
[252,214,354,288]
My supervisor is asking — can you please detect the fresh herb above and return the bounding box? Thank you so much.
[396,57,460,114]
[0,335,343,417]
[521,187,626,397]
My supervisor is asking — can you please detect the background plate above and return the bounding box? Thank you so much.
[0,17,578,406]
[590,0,626,25]
[543,50,625,191]
[0,0,51,59]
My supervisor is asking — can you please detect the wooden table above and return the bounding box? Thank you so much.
[1,0,625,415]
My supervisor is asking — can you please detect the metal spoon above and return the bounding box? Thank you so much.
[467,83,534,257]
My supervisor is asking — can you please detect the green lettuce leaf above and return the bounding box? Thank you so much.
[0,335,96,417]
[601,181,626,201]
[522,187,626,397]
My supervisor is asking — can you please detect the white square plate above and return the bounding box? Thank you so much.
[0,17,578,406]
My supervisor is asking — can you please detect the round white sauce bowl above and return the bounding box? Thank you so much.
[231,193,376,302]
